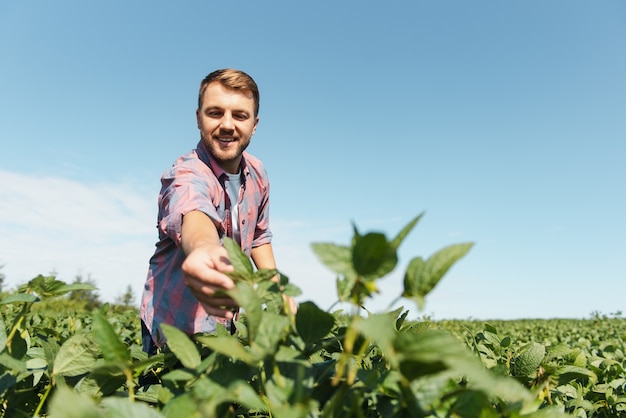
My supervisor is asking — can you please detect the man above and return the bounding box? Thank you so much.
[141,69,288,354]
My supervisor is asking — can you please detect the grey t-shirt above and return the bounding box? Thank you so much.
[224,171,242,245]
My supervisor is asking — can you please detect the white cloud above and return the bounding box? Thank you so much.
[0,169,156,304]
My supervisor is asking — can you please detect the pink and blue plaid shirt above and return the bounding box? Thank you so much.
[141,140,272,347]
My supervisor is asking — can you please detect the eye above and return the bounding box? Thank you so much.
[205,109,223,118]
[233,113,249,121]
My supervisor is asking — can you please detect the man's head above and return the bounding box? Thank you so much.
[198,69,260,117]
[196,69,260,174]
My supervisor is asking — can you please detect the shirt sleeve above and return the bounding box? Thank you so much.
[157,161,224,246]
[251,163,273,248]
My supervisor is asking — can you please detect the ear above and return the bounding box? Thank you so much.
[251,116,259,135]
[196,108,202,129]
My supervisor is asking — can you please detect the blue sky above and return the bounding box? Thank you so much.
[1,1,624,320]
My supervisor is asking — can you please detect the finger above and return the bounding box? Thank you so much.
[185,281,225,301]
[184,271,235,293]
[213,251,235,274]
[195,295,238,309]
[199,302,237,319]
[200,301,239,319]
[187,284,238,307]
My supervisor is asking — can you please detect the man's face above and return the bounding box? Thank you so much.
[196,82,259,173]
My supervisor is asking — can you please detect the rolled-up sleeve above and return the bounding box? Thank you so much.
[158,162,225,246]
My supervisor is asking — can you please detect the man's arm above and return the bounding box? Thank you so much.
[181,210,238,319]
[250,243,277,271]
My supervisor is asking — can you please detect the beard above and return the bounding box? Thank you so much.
[202,133,251,172]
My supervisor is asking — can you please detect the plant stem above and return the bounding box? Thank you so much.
[6,303,30,354]
[124,368,135,402]
[34,382,52,416]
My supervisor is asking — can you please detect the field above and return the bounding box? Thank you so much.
[1,279,625,417]
[1,217,624,417]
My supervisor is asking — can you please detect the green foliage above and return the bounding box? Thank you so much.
[4,215,622,417]
[454,319,626,416]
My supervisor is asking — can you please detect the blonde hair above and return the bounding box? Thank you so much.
[198,69,260,116]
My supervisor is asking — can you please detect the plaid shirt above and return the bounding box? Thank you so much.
[141,140,272,347]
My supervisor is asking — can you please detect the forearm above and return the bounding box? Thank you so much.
[181,210,221,255]
[251,243,277,271]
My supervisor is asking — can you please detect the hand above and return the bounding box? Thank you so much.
[283,294,298,314]
[182,244,239,319]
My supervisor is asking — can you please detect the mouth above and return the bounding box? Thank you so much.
[216,137,237,144]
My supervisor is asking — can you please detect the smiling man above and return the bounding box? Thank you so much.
[140,69,290,354]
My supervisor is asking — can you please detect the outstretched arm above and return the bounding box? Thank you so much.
[181,210,238,319]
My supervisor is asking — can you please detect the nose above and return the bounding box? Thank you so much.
[220,112,235,131]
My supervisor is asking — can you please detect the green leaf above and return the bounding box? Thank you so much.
[390,212,424,250]
[225,270,254,283]
[19,275,67,298]
[395,329,533,405]
[162,368,196,382]
[311,243,354,277]
[484,323,498,334]
[394,329,475,380]
[352,232,393,276]
[0,352,26,372]
[223,237,254,275]
[402,257,427,309]
[281,281,302,298]
[78,364,127,398]
[194,335,255,364]
[26,357,47,370]
[510,342,546,377]
[53,334,100,377]
[101,397,165,418]
[253,268,279,283]
[251,312,290,357]
[91,312,130,363]
[40,339,61,375]
[48,386,104,418]
[0,293,38,304]
[556,365,598,385]
[402,242,474,310]
[229,282,263,343]
[227,379,267,411]
[295,302,335,347]
[160,324,201,369]
[53,282,98,296]
[162,393,199,418]
[448,390,494,417]
[354,314,398,361]
[0,317,6,352]
[336,275,356,302]
[395,309,409,331]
